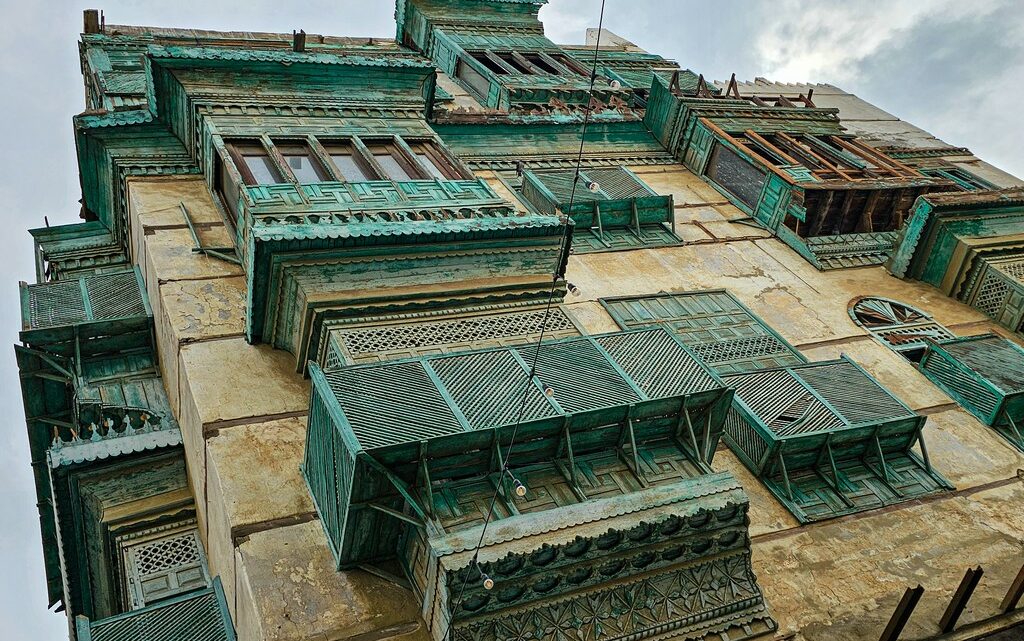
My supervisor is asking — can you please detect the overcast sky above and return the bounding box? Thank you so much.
[0,1,1021,638]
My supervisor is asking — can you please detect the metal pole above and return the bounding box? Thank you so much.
[939,566,983,633]
[879,585,924,641]
[1000,561,1024,614]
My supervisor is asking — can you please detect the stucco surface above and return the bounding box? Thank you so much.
[123,140,1024,641]
[753,482,1024,641]
[235,521,429,641]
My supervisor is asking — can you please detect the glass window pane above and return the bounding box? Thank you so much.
[283,153,323,183]
[374,152,415,180]
[329,153,371,181]
[416,154,448,180]
[242,154,282,184]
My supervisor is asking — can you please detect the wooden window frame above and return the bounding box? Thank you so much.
[318,137,377,182]
[405,139,467,180]
[456,57,493,99]
[273,139,332,184]
[224,135,468,186]
[467,50,511,75]
[362,137,430,181]
[214,152,242,226]
[224,139,284,186]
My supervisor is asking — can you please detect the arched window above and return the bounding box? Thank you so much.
[849,297,954,362]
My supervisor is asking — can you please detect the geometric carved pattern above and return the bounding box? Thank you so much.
[247,179,501,214]
[998,258,1024,282]
[123,529,209,610]
[329,307,579,365]
[850,297,954,357]
[974,270,1011,317]
[129,531,201,576]
[453,552,774,641]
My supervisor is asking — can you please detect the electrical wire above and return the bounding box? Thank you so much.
[440,2,608,639]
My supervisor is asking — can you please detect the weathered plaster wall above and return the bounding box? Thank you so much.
[128,157,1024,641]
[128,176,429,641]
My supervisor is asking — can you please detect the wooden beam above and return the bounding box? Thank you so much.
[700,118,797,185]
[511,51,545,75]
[679,405,702,464]
[83,10,101,34]
[745,130,801,166]
[809,190,836,237]
[367,503,424,528]
[484,49,517,74]
[835,189,860,234]
[859,190,882,233]
[362,454,430,524]
[702,409,715,464]
[778,132,854,180]
[777,447,794,501]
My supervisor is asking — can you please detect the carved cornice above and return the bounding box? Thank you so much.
[452,552,774,641]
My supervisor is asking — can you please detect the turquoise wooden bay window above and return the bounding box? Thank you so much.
[643,74,955,270]
[601,290,953,521]
[919,334,1024,452]
[520,167,679,252]
[723,358,952,523]
[75,579,235,641]
[302,326,776,640]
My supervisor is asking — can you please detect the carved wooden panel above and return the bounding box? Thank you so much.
[601,291,805,374]
[121,528,210,610]
[327,307,580,366]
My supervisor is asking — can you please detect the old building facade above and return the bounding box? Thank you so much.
[15,2,1024,641]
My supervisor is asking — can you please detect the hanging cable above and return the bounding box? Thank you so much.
[440,3,608,639]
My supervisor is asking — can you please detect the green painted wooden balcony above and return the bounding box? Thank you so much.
[644,74,954,271]
[919,334,1024,452]
[722,357,953,523]
[239,176,571,368]
[74,579,235,641]
[16,268,178,607]
[303,327,776,640]
[520,167,679,252]
[19,268,152,360]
